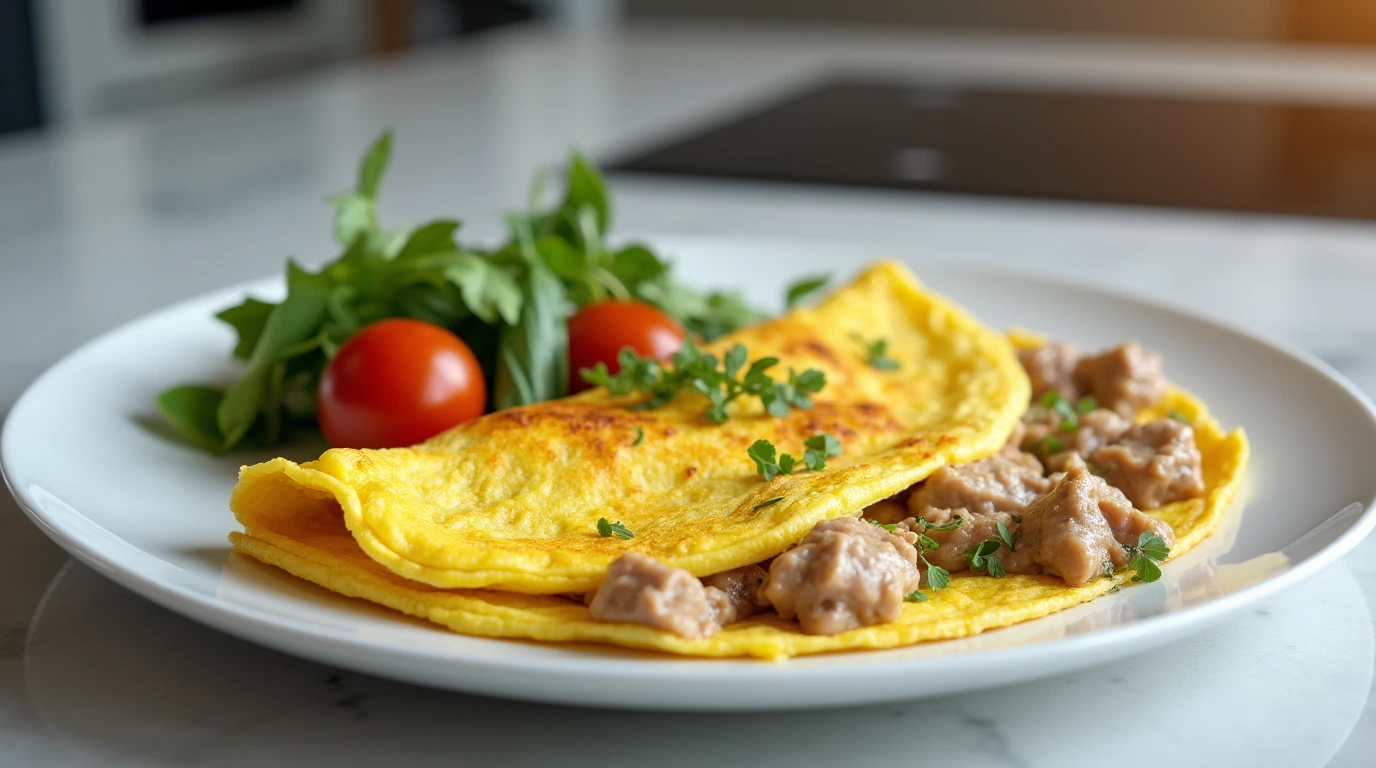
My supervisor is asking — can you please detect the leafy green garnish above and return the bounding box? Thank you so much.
[1168,409,1191,424]
[158,131,767,454]
[1040,391,1080,431]
[914,517,964,533]
[866,519,899,533]
[995,520,1018,552]
[596,518,634,539]
[923,559,951,590]
[753,496,785,510]
[632,427,645,446]
[903,591,928,603]
[749,433,842,480]
[1125,530,1171,583]
[785,275,830,308]
[1078,395,1098,414]
[853,334,899,371]
[963,539,1006,578]
[1030,435,1066,454]
[584,341,826,424]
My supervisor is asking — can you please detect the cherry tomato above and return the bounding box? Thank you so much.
[567,300,686,392]
[318,318,486,448]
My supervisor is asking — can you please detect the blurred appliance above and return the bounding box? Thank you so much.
[614,79,1376,221]
[35,0,366,123]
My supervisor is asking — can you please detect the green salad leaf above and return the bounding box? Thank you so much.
[157,132,765,454]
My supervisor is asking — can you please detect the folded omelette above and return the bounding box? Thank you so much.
[229,261,1248,658]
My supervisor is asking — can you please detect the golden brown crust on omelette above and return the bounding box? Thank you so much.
[231,262,1031,594]
[229,388,1246,659]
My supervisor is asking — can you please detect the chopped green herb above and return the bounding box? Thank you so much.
[985,556,1006,578]
[1077,395,1098,414]
[583,341,825,424]
[631,426,645,446]
[903,591,929,603]
[865,519,899,533]
[1031,435,1066,454]
[1124,530,1171,583]
[923,559,951,590]
[852,334,900,371]
[963,538,1006,577]
[1168,409,1191,424]
[1040,391,1080,431]
[996,520,1017,552]
[917,533,940,552]
[752,496,785,510]
[784,275,830,308]
[748,434,842,480]
[596,517,634,539]
[915,517,964,533]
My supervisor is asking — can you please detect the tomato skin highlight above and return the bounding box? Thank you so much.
[567,301,687,392]
[318,319,486,448]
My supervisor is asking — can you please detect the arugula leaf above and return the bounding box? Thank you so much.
[441,253,523,325]
[394,220,461,261]
[596,517,634,539]
[156,385,228,454]
[357,130,392,198]
[215,271,329,449]
[325,131,392,246]
[785,275,830,308]
[494,260,569,410]
[216,298,276,361]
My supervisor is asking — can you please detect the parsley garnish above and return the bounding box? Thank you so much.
[631,426,644,446]
[853,334,900,371]
[749,433,842,480]
[1030,435,1066,454]
[1124,530,1171,582]
[582,340,825,423]
[1168,409,1191,424]
[963,539,1006,578]
[917,533,940,552]
[752,496,785,510]
[865,519,899,532]
[1040,391,1081,431]
[1078,395,1098,413]
[915,517,964,533]
[596,517,634,539]
[923,559,951,590]
[995,520,1017,552]
[903,591,929,603]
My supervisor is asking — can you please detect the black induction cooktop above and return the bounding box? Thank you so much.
[612,78,1376,220]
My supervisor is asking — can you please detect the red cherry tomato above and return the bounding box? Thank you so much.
[318,318,486,448]
[567,301,687,392]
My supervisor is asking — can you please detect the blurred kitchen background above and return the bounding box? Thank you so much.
[5,0,1376,221]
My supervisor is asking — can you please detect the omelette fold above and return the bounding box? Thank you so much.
[229,261,1248,658]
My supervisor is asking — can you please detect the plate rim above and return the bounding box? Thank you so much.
[5,239,1376,708]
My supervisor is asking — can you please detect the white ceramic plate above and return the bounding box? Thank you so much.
[5,236,1376,711]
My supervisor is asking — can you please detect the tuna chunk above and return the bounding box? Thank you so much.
[700,564,768,624]
[1018,467,1173,586]
[760,517,921,635]
[1023,407,1131,472]
[1090,419,1205,509]
[908,450,1053,519]
[589,552,726,638]
[1074,342,1167,418]
[1018,340,1082,402]
[903,508,1039,575]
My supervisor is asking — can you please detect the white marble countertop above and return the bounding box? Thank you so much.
[2,22,1375,767]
